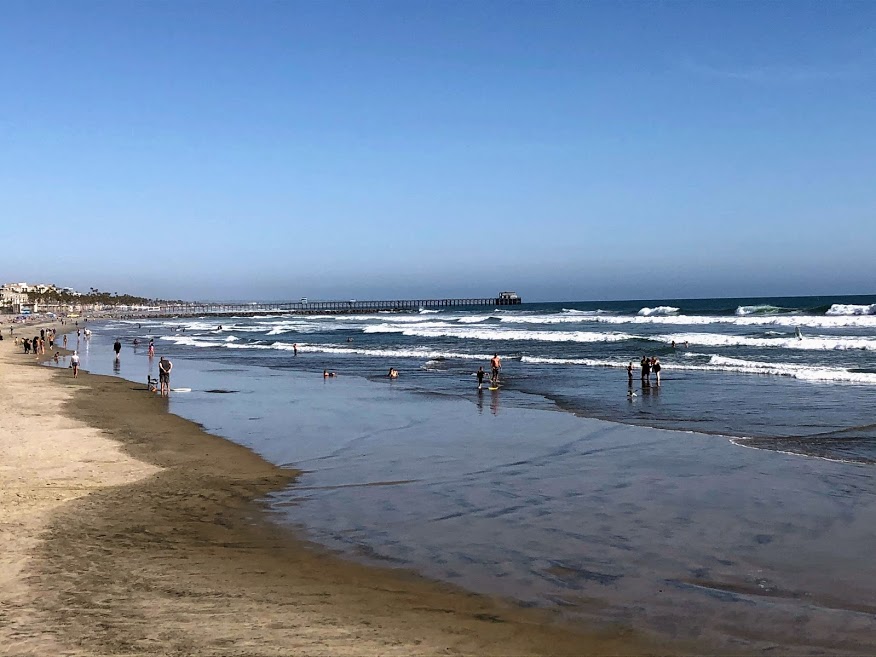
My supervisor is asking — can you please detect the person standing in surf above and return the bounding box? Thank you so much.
[113,338,122,361]
[640,356,650,385]
[158,356,172,396]
[490,354,502,385]
[476,366,486,389]
[652,357,661,385]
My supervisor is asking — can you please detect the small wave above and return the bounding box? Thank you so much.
[735,304,786,316]
[418,308,440,314]
[363,324,635,343]
[661,332,876,351]
[523,354,876,385]
[521,356,625,368]
[159,335,224,348]
[225,336,239,342]
[286,344,494,361]
[704,355,876,384]
[561,308,611,315]
[637,306,680,317]
[586,314,876,328]
[826,303,876,316]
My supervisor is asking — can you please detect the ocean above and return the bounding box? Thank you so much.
[118,293,876,462]
[64,294,876,652]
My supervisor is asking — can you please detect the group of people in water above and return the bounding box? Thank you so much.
[629,356,662,386]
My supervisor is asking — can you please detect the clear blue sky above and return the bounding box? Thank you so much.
[1,1,873,301]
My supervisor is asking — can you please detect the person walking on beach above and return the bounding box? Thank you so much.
[71,351,80,378]
[63,334,67,348]
[490,354,502,384]
[113,338,122,361]
[476,366,486,389]
[158,356,172,396]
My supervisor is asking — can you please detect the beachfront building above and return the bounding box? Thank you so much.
[0,282,82,314]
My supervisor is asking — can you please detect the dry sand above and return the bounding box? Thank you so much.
[0,324,674,656]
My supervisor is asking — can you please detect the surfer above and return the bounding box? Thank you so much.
[388,367,399,379]
[490,354,501,384]
[113,339,122,361]
[476,366,486,389]
[795,326,803,340]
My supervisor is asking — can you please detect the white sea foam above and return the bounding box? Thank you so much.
[826,303,876,316]
[159,335,224,348]
[521,355,624,368]
[288,344,494,361]
[362,324,635,343]
[702,355,876,384]
[660,332,876,351]
[562,308,610,315]
[523,354,876,385]
[586,314,876,328]
[637,306,680,316]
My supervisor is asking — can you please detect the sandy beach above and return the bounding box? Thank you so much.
[0,328,668,656]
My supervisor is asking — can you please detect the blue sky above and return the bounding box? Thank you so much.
[1,1,874,301]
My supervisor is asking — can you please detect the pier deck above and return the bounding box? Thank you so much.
[152,293,521,316]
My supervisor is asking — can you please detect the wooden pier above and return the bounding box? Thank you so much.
[152,292,521,317]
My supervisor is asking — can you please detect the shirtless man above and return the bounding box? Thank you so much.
[490,354,501,384]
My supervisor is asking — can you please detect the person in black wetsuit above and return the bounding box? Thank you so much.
[113,339,122,361]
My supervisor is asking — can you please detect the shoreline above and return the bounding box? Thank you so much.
[0,326,674,655]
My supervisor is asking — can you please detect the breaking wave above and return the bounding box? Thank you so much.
[826,304,876,316]
[637,306,680,316]
[735,305,786,316]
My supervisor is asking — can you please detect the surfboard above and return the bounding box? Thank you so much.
[488,386,500,391]
[171,387,192,392]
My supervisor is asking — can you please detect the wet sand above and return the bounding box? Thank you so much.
[0,330,670,656]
